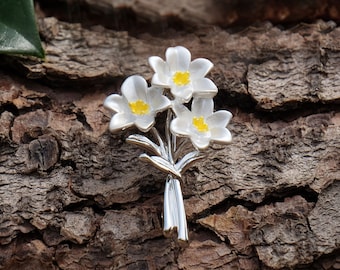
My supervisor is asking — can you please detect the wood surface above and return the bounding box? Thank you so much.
[0,0,339,269]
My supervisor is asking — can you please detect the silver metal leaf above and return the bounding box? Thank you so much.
[139,153,181,178]
[126,134,162,156]
[175,151,205,174]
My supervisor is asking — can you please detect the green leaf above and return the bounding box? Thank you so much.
[0,0,44,58]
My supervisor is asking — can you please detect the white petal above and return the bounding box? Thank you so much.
[192,78,218,98]
[104,94,129,113]
[171,85,192,103]
[207,110,233,127]
[151,73,170,87]
[190,134,211,150]
[148,56,163,72]
[170,118,191,137]
[171,102,191,118]
[210,127,232,144]
[121,75,148,102]
[149,56,171,87]
[189,58,213,79]
[148,87,171,112]
[192,98,214,117]
[135,114,155,132]
[149,56,170,76]
[166,46,191,72]
[109,113,135,132]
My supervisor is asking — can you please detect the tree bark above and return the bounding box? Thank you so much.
[0,1,339,269]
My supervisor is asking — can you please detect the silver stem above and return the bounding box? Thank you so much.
[150,127,167,159]
[163,175,188,242]
[165,109,174,164]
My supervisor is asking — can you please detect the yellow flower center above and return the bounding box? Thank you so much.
[129,99,150,115]
[173,71,190,86]
[192,116,209,132]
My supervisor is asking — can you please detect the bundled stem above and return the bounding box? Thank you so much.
[127,108,191,242]
[163,175,188,242]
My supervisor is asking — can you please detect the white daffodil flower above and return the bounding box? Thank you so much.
[149,46,217,103]
[104,75,171,133]
[170,98,232,149]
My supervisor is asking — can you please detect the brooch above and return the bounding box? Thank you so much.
[104,46,232,243]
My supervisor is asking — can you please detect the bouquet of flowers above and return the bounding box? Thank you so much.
[104,46,232,243]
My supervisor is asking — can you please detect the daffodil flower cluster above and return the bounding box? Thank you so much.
[104,46,232,242]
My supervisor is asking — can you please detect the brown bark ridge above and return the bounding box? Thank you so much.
[0,2,340,269]
[41,0,340,27]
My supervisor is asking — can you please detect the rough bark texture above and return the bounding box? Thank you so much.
[0,1,339,269]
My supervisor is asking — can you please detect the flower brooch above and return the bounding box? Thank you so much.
[104,46,232,243]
